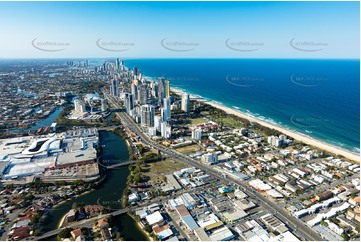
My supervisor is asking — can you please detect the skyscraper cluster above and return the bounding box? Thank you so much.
[108,59,194,140]
[115,62,174,139]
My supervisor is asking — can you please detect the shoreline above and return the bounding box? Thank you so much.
[111,112,153,241]
[171,87,360,163]
[58,212,68,228]
[52,189,96,229]
[137,221,154,241]
[127,212,154,241]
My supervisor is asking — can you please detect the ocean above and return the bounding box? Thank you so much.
[123,58,360,154]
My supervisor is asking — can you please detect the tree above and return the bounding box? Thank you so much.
[93,232,101,238]
[144,224,152,233]
[133,166,141,174]
[81,227,88,234]
[161,175,167,183]
[128,165,134,172]
[5,184,14,190]
[150,233,158,240]
[33,229,42,236]
[134,215,141,222]
[30,213,41,225]
[127,175,134,184]
[58,228,72,239]
[25,194,35,201]
[320,220,328,227]
[72,202,78,210]
[133,173,141,183]
[341,232,349,241]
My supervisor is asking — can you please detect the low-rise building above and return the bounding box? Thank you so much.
[175,205,199,230]
[146,211,164,226]
[67,209,77,223]
[209,226,235,241]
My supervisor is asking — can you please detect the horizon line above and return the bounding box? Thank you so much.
[0,57,359,61]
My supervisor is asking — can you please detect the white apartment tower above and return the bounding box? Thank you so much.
[181,93,190,113]
[141,104,155,127]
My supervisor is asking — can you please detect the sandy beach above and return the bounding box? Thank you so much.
[172,88,360,163]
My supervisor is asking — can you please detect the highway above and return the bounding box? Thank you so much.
[104,90,324,241]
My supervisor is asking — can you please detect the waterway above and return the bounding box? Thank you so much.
[8,107,65,133]
[42,131,149,241]
[8,95,77,133]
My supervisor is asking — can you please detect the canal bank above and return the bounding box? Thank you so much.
[7,95,77,134]
[41,131,149,241]
[7,107,65,133]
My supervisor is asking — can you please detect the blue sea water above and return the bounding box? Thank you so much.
[123,59,360,154]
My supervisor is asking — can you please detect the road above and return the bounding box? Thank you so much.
[104,90,324,241]
[29,207,130,241]
[286,173,358,204]
[97,160,138,169]
[1,208,26,241]
[167,212,190,240]
[31,181,210,241]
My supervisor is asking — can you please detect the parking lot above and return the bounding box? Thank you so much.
[44,163,99,178]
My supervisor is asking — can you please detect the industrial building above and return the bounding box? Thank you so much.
[175,205,199,230]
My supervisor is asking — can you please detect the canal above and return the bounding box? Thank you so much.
[42,131,149,241]
[8,107,65,133]
[8,94,79,134]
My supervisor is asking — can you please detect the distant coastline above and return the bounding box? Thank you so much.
[171,87,360,163]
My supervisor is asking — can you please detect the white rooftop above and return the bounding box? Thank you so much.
[146,211,163,225]
[268,231,300,241]
[209,226,234,241]
[56,149,97,165]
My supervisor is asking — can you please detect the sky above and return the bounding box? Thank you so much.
[0,1,359,59]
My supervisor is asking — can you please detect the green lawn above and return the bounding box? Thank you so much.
[210,116,244,128]
[189,117,207,125]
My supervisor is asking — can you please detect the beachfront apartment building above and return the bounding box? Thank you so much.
[267,135,287,147]
[181,93,190,113]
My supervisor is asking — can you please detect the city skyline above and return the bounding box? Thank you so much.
[0,1,359,59]
[0,1,360,241]
[0,57,359,241]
